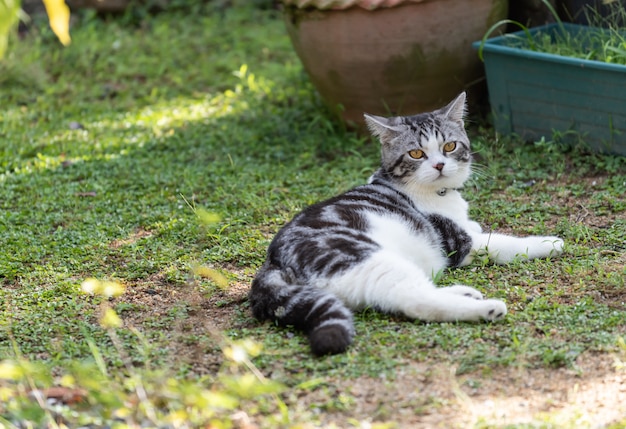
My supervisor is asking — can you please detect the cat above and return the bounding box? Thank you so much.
[249,92,564,356]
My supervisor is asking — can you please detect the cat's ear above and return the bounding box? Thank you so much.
[441,92,467,126]
[363,114,403,140]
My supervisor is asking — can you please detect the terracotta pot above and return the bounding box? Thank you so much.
[284,0,508,128]
[66,0,132,12]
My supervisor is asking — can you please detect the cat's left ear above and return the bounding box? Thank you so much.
[441,92,467,126]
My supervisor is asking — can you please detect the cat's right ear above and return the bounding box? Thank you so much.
[363,114,403,140]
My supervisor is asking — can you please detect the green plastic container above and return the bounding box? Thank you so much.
[473,23,626,156]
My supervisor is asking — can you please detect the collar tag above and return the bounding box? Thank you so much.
[437,188,448,196]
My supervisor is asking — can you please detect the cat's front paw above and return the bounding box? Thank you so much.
[481,299,507,321]
[443,285,484,300]
[534,236,564,258]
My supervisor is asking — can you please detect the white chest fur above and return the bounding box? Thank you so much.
[365,211,447,279]
[411,190,481,233]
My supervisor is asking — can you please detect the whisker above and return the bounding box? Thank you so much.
[470,163,490,180]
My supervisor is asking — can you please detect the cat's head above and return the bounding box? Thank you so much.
[364,92,471,193]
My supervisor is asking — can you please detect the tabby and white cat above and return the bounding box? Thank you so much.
[249,93,564,356]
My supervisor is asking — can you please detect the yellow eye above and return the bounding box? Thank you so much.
[408,149,425,159]
[443,142,457,153]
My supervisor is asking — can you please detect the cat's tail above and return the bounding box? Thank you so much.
[249,263,355,356]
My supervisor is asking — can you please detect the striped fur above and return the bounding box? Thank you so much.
[249,92,564,356]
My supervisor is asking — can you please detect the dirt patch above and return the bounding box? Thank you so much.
[461,355,626,427]
[280,353,626,428]
[115,269,252,375]
[109,228,154,249]
[553,176,626,229]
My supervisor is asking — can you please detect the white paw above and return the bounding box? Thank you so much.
[442,285,484,300]
[481,299,507,321]
[534,236,564,258]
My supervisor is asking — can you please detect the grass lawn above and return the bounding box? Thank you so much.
[1,2,626,428]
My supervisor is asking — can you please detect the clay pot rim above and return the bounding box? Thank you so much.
[282,0,427,11]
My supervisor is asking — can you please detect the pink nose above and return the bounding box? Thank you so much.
[434,162,444,171]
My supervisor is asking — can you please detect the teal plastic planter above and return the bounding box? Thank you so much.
[474,23,626,156]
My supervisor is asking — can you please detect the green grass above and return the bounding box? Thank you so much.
[1,2,626,428]
[479,0,626,65]
[485,0,626,65]
[498,24,626,65]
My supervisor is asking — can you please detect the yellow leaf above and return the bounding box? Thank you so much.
[201,391,238,410]
[60,374,76,387]
[196,208,221,225]
[42,0,71,46]
[240,338,262,358]
[100,308,123,328]
[0,360,22,380]
[81,278,102,295]
[223,344,247,364]
[81,278,125,297]
[166,410,189,426]
[223,339,262,363]
[0,386,13,402]
[101,280,125,298]
[192,265,229,290]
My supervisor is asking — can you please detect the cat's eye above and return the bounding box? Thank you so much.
[443,142,457,153]
[408,149,425,159]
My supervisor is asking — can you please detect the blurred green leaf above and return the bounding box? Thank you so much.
[220,373,284,399]
[0,0,21,59]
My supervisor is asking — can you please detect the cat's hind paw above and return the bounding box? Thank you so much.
[442,285,484,300]
[481,299,507,321]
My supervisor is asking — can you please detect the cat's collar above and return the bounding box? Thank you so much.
[436,188,461,196]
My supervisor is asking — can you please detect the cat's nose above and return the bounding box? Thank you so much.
[434,162,445,171]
